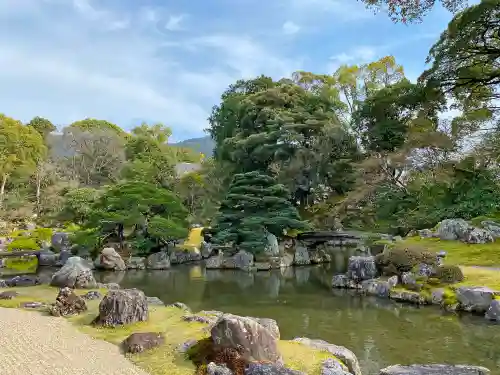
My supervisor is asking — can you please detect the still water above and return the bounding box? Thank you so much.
[92,263,500,375]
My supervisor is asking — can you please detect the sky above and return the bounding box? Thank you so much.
[0,0,458,141]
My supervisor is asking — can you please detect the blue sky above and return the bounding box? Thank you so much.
[0,0,456,141]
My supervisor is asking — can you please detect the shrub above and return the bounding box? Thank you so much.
[434,265,464,283]
[375,244,437,276]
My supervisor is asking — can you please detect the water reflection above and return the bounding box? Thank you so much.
[115,264,500,375]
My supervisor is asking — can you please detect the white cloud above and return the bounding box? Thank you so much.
[165,14,186,31]
[328,46,377,71]
[284,0,372,22]
[282,21,300,35]
[0,1,296,138]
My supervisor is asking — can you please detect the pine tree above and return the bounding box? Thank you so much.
[212,171,309,254]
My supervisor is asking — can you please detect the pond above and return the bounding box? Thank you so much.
[88,263,500,375]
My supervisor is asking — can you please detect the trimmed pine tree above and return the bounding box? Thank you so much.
[212,171,309,255]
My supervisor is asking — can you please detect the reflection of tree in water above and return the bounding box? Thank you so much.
[96,271,126,284]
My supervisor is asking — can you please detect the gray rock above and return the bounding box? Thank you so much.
[280,253,294,267]
[436,219,470,241]
[97,282,120,290]
[250,317,280,339]
[201,241,213,258]
[347,256,377,282]
[38,249,57,266]
[361,279,392,298]
[389,290,425,305]
[93,288,149,326]
[293,338,361,375]
[331,274,360,289]
[211,313,281,363]
[95,247,126,271]
[208,362,233,375]
[485,299,500,321]
[310,249,332,264]
[146,296,165,306]
[168,302,191,311]
[463,227,494,244]
[82,290,102,300]
[265,232,280,257]
[5,275,41,287]
[294,245,310,266]
[401,272,416,286]
[430,288,445,305]
[418,229,435,238]
[22,301,45,309]
[415,263,435,277]
[481,221,500,238]
[170,250,202,264]
[0,291,19,299]
[246,363,305,375]
[379,364,490,375]
[206,253,224,269]
[55,250,72,266]
[122,332,165,354]
[321,358,352,375]
[233,250,254,271]
[146,251,171,270]
[456,286,498,313]
[51,232,71,252]
[50,256,97,289]
[126,257,145,270]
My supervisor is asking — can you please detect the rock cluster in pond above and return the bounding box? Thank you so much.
[332,251,500,322]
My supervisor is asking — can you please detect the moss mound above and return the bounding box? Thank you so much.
[434,265,464,283]
[375,244,437,276]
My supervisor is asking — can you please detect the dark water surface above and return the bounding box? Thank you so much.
[92,264,500,375]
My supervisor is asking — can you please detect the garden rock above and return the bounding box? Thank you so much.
[95,247,126,271]
[97,282,120,289]
[417,229,435,238]
[347,256,377,282]
[50,256,97,289]
[481,221,500,238]
[122,332,165,354]
[82,290,102,300]
[146,296,165,306]
[55,249,72,266]
[51,232,71,252]
[126,256,145,270]
[170,249,202,264]
[201,241,213,258]
[331,274,360,289]
[265,232,280,257]
[246,363,305,375]
[456,286,498,313]
[379,364,490,375]
[436,219,470,241]
[462,227,494,244]
[361,279,393,298]
[321,358,352,375]
[49,287,87,317]
[6,275,41,287]
[146,251,171,269]
[93,288,149,326]
[211,313,281,363]
[206,253,224,269]
[485,299,500,321]
[293,338,361,375]
[389,290,425,305]
[310,249,332,264]
[0,290,19,299]
[430,288,445,305]
[233,250,254,271]
[38,249,57,266]
[207,362,233,375]
[294,245,310,266]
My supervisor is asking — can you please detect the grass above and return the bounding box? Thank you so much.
[0,285,339,375]
[401,237,500,267]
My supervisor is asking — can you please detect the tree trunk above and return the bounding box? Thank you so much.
[0,174,7,210]
[35,169,42,215]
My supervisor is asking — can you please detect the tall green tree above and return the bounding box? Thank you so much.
[27,116,56,139]
[212,172,309,255]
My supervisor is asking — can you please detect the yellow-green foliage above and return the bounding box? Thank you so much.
[3,257,38,273]
[0,286,337,375]
[401,237,500,267]
[434,265,464,283]
[7,238,39,251]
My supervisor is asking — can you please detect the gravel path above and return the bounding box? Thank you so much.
[0,307,150,375]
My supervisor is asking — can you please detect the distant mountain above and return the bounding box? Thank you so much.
[174,136,215,157]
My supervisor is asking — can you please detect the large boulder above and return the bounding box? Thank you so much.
[211,313,281,363]
[462,227,494,244]
[50,257,97,289]
[379,364,490,375]
[206,253,224,269]
[170,249,202,265]
[146,251,171,270]
[94,247,126,271]
[49,287,87,317]
[38,249,57,266]
[347,256,377,282]
[55,249,72,267]
[481,220,500,238]
[485,299,500,321]
[93,288,149,327]
[456,286,498,313]
[436,219,471,241]
[201,241,213,258]
[233,250,254,271]
[265,232,280,257]
[293,338,361,375]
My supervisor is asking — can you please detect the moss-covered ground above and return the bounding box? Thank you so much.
[0,285,336,375]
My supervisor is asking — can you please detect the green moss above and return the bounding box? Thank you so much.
[7,237,40,251]
[3,256,39,273]
[435,265,464,283]
[442,288,458,306]
[401,237,500,267]
[0,285,338,375]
